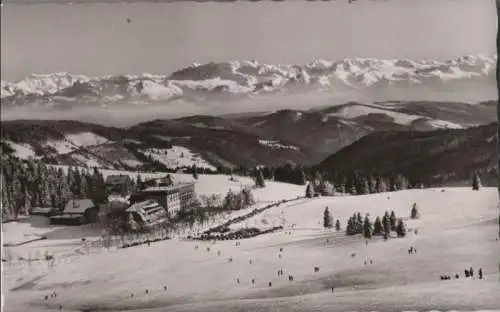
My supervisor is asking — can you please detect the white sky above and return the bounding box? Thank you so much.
[1,0,497,81]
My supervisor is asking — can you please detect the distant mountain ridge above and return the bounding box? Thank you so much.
[1,55,496,111]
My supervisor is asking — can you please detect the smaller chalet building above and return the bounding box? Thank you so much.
[106,175,134,197]
[50,198,98,226]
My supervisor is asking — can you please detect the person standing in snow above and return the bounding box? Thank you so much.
[478,268,483,279]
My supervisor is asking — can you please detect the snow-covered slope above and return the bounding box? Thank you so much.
[140,146,217,171]
[1,55,496,109]
[327,103,465,129]
[2,140,38,159]
[2,187,499,312]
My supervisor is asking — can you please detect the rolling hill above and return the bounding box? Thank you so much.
[316,123,498,186]
[1,100,496,173]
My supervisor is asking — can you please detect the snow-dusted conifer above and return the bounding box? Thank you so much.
[306,182,315,198]
[472,173,481,191]
[390,210,397,231]
[335,219,341,231]
[410,203,420,219]
[396,219,407,237]
[373,216,383,235]
[323,207,333,228]
[363,214,373,239]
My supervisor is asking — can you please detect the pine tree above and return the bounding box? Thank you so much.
[67,166,73,186]
[326,181,335,196]
[390,210,397,231]
[192,164,199,180]
[356,212,363,234]
[396,218,407,237]
[373,216,383,235]
[55,167,68,210]
[1,172,11,220]
[25,160,37,208]
[298,168,307,185]
[472,173,480,191]
[223,189,237,210]
[357,176,369,195]
[79,169,88,199]
[340,183,346,194]
[305,182,315,198]
[255,169,266,188]
[36,163,49,206]
[389,175,397,192]
[346,216,354,235]
[91,168,108,204]
[335,219,341,232]
[323,207,333,228]
[367,175,375,194]
[70,167,82,197]
[363,214,373,239]
[375,176,387,193]
[314,172,326,195]
[410,203,420,219]
[382,211,390,235]
[398,174,409,190]
[84,171,94,199]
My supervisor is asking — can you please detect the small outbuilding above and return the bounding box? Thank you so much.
[50,198,98,226]
[106,175,134,197]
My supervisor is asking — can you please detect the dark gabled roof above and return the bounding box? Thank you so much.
[105,175,132,185]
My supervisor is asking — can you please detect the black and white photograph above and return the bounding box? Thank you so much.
[1,0,500,311]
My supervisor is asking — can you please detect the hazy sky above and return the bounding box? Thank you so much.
[1,0,496,81]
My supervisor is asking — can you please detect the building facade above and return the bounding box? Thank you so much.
[129,182,197,219]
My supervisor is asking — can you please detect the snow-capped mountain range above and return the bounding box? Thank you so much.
[1,54,496,109]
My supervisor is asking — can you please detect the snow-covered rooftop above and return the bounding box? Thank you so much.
[63,198,95,214]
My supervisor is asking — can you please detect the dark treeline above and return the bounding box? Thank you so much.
[1,155,109,221]
[236,164,307,185]
[322,170,419,195]
[241,163,420,195]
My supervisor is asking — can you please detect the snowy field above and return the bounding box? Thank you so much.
[140,146,217,171]
[2,186,500,312]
